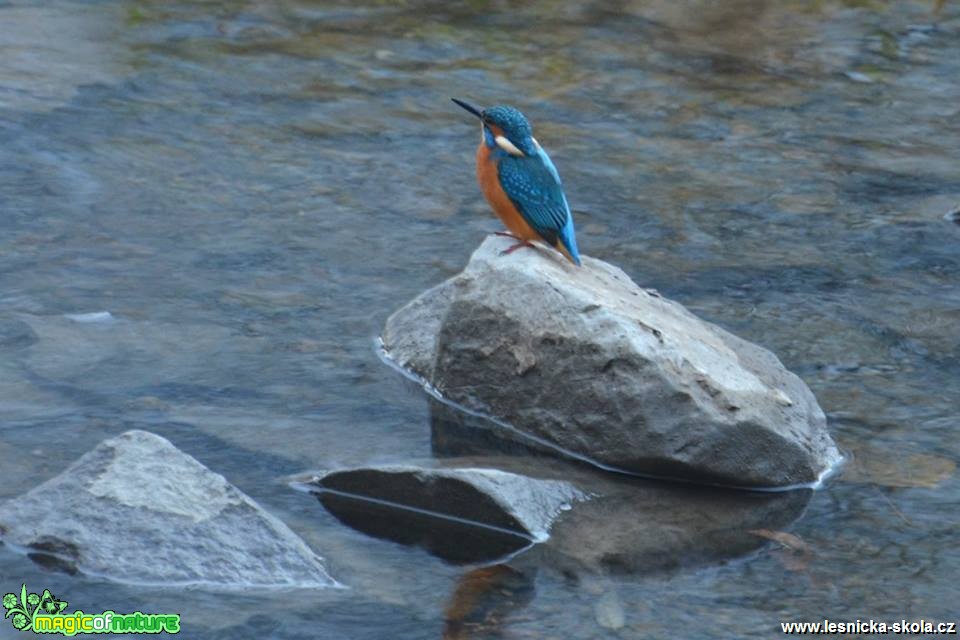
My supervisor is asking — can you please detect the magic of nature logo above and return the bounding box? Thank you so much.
[3,584,180,635]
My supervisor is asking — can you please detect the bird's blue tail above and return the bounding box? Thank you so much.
[559,218,581,266]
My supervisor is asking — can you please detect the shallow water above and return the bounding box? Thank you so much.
[1,0,958,637]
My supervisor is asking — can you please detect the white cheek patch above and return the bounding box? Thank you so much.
[531,136,541,150]
[495,135,525,157]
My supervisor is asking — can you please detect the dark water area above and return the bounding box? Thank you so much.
[1,0,958,637]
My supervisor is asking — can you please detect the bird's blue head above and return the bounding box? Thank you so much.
[452,99,537,157]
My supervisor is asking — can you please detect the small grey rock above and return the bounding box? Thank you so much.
[303,464,588,542]
[0,430,339,589]
[594,591,626,630]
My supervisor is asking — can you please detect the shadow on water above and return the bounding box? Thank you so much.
[302,400,813,573]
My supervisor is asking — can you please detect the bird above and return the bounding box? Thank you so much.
[451,98,581,266]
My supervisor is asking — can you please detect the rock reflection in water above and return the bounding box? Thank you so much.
[314,491,533,565]
[443,565,535,640]
[539,481,812,575]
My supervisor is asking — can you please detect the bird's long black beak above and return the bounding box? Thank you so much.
[451,98,483,119]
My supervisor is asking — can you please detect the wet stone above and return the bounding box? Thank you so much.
[296,464,589,564]
[0,430,339,589]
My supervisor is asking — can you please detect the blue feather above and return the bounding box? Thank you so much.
[497,148,581,265]
[537,145,581,265]
[558,202,582,266]
[535,144,562,184]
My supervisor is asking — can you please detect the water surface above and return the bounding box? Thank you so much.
[1,0,958,637]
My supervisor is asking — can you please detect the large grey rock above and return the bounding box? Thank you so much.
[383,235,842,488]
[0,430,339,589]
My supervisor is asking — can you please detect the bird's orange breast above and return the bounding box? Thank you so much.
[476,142,539,242]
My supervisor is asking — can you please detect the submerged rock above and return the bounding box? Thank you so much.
[297,465,588,564]
[296,458,811,573]
[539,475,811,575]
[382,235,842,488]
[0,430,339,589]
[594,592,626,630]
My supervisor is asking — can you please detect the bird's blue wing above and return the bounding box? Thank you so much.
[497,150,571,246]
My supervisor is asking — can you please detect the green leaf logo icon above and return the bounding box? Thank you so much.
[3,584,68,632]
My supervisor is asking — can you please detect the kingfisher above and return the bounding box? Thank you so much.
[452,98,582,266]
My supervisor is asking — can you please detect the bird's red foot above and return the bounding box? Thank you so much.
[494,231,521,240]
[500,240,536,256]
